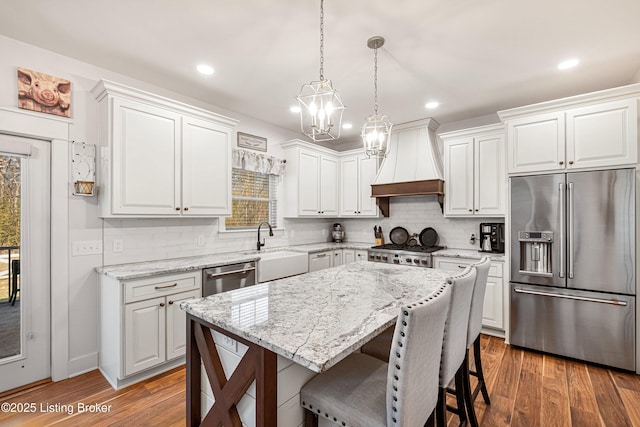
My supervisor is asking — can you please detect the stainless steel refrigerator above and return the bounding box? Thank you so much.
[510,168,636,371]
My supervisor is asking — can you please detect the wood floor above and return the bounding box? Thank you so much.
[1,335,639,426]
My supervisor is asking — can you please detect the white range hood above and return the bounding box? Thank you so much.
[371,118,445,217]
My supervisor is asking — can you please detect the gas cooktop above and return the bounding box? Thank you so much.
[370,244,445,254]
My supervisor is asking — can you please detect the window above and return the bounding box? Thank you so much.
[225,169,278,230]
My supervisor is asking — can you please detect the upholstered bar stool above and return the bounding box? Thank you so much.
[435,267,477,427]
[300,282,452,427]
[460,257,492,427]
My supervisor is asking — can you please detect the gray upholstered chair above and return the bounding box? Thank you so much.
[435,266,477,427]
[460,257,492,427]
[300,282,452,427]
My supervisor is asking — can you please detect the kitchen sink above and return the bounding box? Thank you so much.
[254,250,308,283]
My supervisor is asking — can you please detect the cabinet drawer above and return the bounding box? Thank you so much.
[124,272,200,303]
[433,257,503,278]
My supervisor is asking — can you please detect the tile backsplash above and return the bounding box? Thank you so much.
[102,196,501,266]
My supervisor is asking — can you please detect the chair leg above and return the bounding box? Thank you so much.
[454,365,468,427]
[461,352,479,427]
[304,408,318,427]
[436,387,447,427]
[473,336,491,405]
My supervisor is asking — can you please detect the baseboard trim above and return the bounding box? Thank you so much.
[67,352,98,378]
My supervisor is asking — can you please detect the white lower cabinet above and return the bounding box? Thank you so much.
[99,271,202,389]
[308,250,332,272]
[332,250,344,267]
[432,256,504,332]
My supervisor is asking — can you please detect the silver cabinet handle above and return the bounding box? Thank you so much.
[316,253,328,258]
[568,182,574,279]
[206,267,255,279]
[559,182,565,279]
[457,265,467,269]
[155,283,177,290]
[514,288,627,306]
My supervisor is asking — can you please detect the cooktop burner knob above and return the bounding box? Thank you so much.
[421,259,428,265]
[375,255,381,260]
[369,254,375,260]
[405,258,412,263]
[413,259,420,264]
[393,259,400,264]
[382,256,388,261]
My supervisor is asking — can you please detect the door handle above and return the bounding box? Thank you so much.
[206,267,255,279]
[155,283,177,290]
[514,288,627,306]
[568,182,574,279]
[559,183,565,279]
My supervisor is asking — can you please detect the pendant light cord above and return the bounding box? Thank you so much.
[319,0,325,81]
[373,44,378,114]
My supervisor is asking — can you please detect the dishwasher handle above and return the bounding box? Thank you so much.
[206,267,256,280]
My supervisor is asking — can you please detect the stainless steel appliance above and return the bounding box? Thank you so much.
[510,168,636,370]
[368,243,444,268]
[479,222,505,253]
[202,261,257,296]
[332,223,345,243]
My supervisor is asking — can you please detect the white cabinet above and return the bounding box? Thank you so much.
[308,250,332,272]
[339,154,379,217]
[343,249,368,264]
[331,250,344,267]
[354,250,368,262]
[500,92,639,175]
[440,125,505,217]
[433,257,504,332]
[282,141,338,217]
[92,80,237,217]
[99,270,202,389]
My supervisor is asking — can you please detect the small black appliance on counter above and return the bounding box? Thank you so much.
[479,222,505,253]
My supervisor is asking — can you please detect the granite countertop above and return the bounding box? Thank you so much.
[181,261,450,373]
[435,248,505,262]
[96,242,375,280]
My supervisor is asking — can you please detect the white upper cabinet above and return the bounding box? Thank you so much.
[92,80,238,218]
[282,141,338,217]
[339,153,378,217]
[499,85,640,175]
[441,124,505,217]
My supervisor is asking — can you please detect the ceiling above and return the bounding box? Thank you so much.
[1,0,640,144]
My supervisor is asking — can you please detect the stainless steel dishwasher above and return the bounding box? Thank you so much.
[202,261,257,296]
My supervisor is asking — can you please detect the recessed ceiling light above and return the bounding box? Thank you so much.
[290,105,301,113]
[197,64,214,75]
[342,123,353,129]
[425,101,439,109]
[558,58,579,70]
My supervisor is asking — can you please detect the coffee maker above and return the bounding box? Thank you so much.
[479,223,505,253]
[332,223,345,242]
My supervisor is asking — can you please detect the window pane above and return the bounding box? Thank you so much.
[225,199,270,228]
[232,170,269,198]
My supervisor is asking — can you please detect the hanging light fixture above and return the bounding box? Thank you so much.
[296,0,345,142]
[362,36,393,158]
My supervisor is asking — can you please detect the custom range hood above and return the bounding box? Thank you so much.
[371,118,444,217]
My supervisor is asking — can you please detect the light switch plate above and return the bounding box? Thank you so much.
[72,240,103,256]
[113,239,123,253]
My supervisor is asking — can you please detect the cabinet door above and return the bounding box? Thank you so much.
[507,112,565,174]
[182,117,231,216]
[339,156,359,216]
[166,289,201,360]
[125,296,166,376]
[482,276,503,329]
[358,155,378,216]
[308,251,332,272]
[343,249,356,265]
[355,250,368,262]
[320,156,339,216]
[332,250,344,267]
[444,138,474,216]
[112,98,181,215]
[475,133,505,216]
[566,99,638,169]
[298,150,321,215]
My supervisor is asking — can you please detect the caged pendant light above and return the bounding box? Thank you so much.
[296,0,345,142]
[362,36,393,158]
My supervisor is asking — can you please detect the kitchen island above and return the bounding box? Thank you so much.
[180,261,450,427]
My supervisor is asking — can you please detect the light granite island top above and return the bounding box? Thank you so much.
[182,261,451,426]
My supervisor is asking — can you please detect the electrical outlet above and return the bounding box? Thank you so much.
[113,239,123,253]
[197,234,205,247]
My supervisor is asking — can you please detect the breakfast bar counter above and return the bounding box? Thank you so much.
[181,261,450,426]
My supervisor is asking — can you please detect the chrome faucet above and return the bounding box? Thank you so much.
[257,222,273,251]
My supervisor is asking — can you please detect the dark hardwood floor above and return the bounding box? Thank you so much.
[1,335,639,426]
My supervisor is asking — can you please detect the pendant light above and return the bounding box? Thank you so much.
[362,36,393,158]
[296,0,345,142]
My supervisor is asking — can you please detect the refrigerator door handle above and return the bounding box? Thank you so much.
[559,182,565,279]
[513,288,628,306]
[568,182,574,279]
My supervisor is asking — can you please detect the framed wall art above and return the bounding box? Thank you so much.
[17,67,71,118]
[237,132,267,152]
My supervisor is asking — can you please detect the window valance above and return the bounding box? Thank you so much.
[232,148,286,175]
